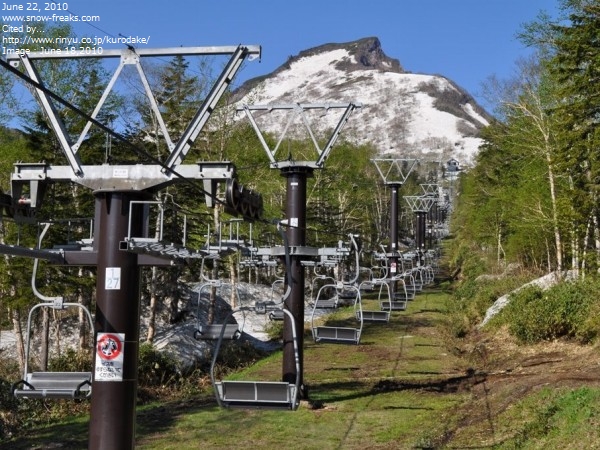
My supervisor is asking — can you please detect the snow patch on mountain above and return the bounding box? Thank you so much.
[233,38,490,166]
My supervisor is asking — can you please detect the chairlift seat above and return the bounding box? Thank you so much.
[314,297,338,309]
[359,281,374,292]
[215,380,297,409]
[392,291,415,301]
[381,300,407,311]
[313,326,361,344]
[360,310,390,323]
[194,324,240,340]
[13,371,92,399]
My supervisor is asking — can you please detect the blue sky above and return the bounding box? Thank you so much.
[3,0,559,107]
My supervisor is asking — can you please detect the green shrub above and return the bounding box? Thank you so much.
[264,320,284,341]
[501,278,600,344]
[450,274,532,332]
[137,342,181,387]
[48,348,93,372]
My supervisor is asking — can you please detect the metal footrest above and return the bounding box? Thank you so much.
[216,381,297,409]
[13,371,92,399]
[313,326,360,344]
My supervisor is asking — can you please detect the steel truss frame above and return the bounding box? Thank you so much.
[237,102,361,169]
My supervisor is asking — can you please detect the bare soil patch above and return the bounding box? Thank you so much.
[439,326,600,447]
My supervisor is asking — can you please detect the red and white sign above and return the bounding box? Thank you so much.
[94,332,125,382]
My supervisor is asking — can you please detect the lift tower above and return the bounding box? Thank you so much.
[2,45,261,450]
[239,102,361,393]
[404,195,437,252]
[372,159,417,277]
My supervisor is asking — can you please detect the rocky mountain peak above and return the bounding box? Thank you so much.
[296,37,404,73]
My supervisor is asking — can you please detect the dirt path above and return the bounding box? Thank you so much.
[437,326,600,447]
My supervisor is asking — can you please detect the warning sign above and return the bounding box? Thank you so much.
[94,332,125,382]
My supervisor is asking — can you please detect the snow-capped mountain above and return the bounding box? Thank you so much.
[232,37,490,167]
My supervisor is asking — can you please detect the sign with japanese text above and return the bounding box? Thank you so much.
[94,332,125,382]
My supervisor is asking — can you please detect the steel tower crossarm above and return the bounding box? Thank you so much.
[7,45,261,179]
[237,102,361,169]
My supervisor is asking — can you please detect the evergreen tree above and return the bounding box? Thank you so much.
[547,0,600,273]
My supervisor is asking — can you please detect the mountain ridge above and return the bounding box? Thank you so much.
[232,37,491,166]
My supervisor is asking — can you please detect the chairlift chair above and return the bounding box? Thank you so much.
[309,261,338,309]
[193,257,244,341]
[12,300,94,399]
[210,307,299,409]
[311,235,364,343]
[268,278,286,321]
[358,248,391,322]
[311,282,363,344]
[13,223,94,400]
[210,223,300,410]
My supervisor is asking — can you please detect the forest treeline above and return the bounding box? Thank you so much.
[452,0,600,276]
[448,0,600,341]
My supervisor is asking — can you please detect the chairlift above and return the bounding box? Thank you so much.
[210,223,300,410]
[268,278,285,321]
[381,259,415,311]
[193,257,244,341]
[308,260,338,309]
[311,235,363,344]
[12,223,94,400]
[359,246,392,321]
[211,307,299,409]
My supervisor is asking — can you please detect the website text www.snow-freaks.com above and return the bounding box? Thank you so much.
[2,12,100,22]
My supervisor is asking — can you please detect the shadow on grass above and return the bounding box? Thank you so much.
[308,369,487,405]
[0,420,89,450]
[0,395,218,450]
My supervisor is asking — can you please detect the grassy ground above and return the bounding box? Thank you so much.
[1,286,472,449]
[134,288,470,450]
